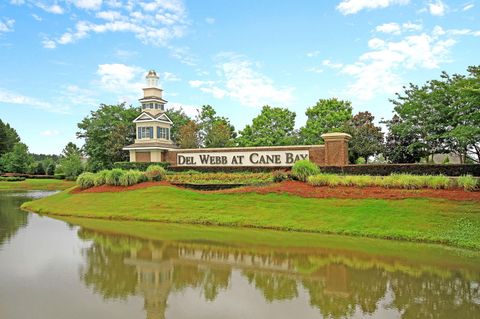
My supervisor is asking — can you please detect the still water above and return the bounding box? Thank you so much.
[0,191,479,319]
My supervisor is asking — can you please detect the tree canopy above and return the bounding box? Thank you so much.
[0,119,20,157]
[198,105,236,148]
[389,65,480,163]
[77,103,139,170]
[300,98,353,145]
[237,105,297,147]
[346,111,384,163]
[165,107,192,144]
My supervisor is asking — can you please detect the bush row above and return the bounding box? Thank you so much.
[113,162,170,171]
[1,173,57,179]
[166,172,273,185]
[77,165,166,189]
[307,173,478,191]
[320,164,480,176]
[0,176,26,182]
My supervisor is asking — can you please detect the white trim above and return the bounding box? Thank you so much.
[133,112,154,122]
[158,113,173,124]
[123,146,174,150]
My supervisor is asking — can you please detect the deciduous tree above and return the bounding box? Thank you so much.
[165,107,192,144]
[346,111,384,163]
[237,106,297,146]
[178,120,201,149]
[300,98,353,145]
[77,103,139,170]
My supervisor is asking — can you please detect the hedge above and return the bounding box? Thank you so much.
[1,173,57,179]
[113,162,170,171]
[319,164,480,177]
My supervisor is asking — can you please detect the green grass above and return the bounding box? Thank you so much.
[0,178,75,191]
[22,185,480,250]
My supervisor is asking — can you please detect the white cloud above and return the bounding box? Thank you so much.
[375,23,401,35]
[205,17,215,24]
[463,3,474,11]
[307,67,323,73]
[41,129,60,136]
[190,53,294,107]
[33,0,188,48]
[36,3,64,14]
[428,0,446,16]
[0,88,69,113]
[335,27,458,100]
[0,18,15,34]
[72,0,103,10]
[336,0,410,15]
[162,72,181,81]
[96,63,144,95]
[31,13,42,21]
[96,10,122,20]
[306,50,321,57]
[168,46,197,66]
[375,22,423,35]
[168,102,198,117]
[322,59,343,69]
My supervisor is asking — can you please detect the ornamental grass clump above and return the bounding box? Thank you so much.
[456,175,478,191]
[145,165,166,181]
[105,169,125,186]
[120,170,147,186]
[292,160,321,182]
[94,170,109,186]
[76,172,96,189]
[272,170,289,183]
[426,175,451,189]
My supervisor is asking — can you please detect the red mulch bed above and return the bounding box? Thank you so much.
[70,180,480,201]
[216,181,480,201]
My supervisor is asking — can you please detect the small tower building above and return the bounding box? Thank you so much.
[123,70,177,162]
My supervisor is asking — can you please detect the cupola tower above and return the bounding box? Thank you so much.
[139,70,167,116]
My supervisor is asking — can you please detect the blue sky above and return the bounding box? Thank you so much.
[0,0,478,154]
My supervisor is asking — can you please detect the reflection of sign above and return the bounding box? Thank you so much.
[177,150,309,167]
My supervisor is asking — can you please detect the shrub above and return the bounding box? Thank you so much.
[425,175,451,189]
[292,160,321,182]
[355,157,366,164]
[94,170,109,186]
[272,170,289,183]
[0,176,26,182]
[54,174,65,180]
[105,169,125,186]
[120,170,147,186]
[113,162,170,171]
[76,172,96,189]
[319,164,480,176]
[145,165,166,181]
[457,175,478,191]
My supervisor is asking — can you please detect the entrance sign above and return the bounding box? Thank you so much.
[177,150,309,167]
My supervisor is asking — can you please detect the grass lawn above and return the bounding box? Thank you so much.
[0,179,76,191]
[22,185,480,250]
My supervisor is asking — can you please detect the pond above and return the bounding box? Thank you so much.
[0,191,479,318]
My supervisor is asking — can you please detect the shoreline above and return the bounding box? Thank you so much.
[21,184,480,250]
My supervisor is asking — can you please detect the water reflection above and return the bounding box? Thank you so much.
[77,228,480,319]
[0,192,30,247]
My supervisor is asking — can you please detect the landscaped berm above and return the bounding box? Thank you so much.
[22,162,480,250]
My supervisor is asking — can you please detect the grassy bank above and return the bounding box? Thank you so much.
[22,185,480,249]
[0,178,75,191]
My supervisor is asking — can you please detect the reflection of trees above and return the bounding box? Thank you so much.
[244,272,298,302]
[0,194,29,246]
[75,227,480,319]
[78,230,138,300]
[389,272,480,319]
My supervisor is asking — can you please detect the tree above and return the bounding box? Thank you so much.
[300,98,353,145]
[0,119,20,156]
[59,142,83,180]
[165,107,192,144]
[198,105,236,148]
[236,105,297,146]
[77,103,139,170]
[346,111,384,163]
[383,115,425,163]
[390,66,480,163]
[177,120,201,148]
[0,143,32,173]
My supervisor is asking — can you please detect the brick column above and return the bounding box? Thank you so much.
[321,133,352,166]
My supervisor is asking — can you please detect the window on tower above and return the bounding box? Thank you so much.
[157,127,170,140]
[138,127,153,139]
